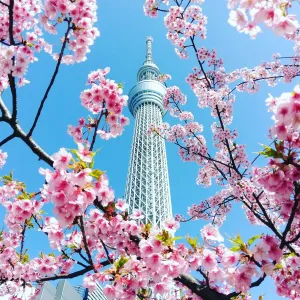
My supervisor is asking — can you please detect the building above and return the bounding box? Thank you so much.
[37,280,106,300]
[125,37,172,228]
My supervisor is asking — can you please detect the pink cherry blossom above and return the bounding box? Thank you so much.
[0,150,8,168]
[200,224,224,243]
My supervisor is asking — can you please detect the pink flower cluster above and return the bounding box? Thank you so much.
[78,68,130,140]
[40,146,116,227]
[157,73,172,83]
[165,5,207,58]
[143,0,170,17]
[0,149,7,168]
[268,84,300,142]
[228,0,299,38]
[41,0,100,64]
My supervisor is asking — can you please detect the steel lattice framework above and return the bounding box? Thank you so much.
[125,37,172,228]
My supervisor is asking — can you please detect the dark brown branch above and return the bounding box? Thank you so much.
[78,216,95,270]
[19,224,27,259]
[0,1,8,6]
[8,0,14,45]
[28,19,72,138]
[38,266,93,282]
[0,133,14,146]
[0,95,53,166]
[280,189,299,248]
[176,274,229,300]
[32,215,89,268]
[100,240,113,264]
[89,112,104,151]
[38,259,111,283]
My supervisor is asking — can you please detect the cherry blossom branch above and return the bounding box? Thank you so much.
[0,95,53,166]
[27,19,72,138]
[75,249,90,265]
[89,111,104,151]
[280,187,299,247]
[78,216,95,271]
[215,105,241,177]
[227,74,300,98]
[32,215,89,268]
[169,98,229,180]
[175,274,229,300]
[0,133,14,147]
[38,266,94,282]
[8,0,14,45]
[19,223,27,259]
[38,259,111,283]
[0,1,8,7]
[100,240,113,264]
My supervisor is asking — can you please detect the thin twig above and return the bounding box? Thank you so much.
[28,19,72,138]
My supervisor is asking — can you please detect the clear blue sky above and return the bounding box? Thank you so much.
[1,0,299,298]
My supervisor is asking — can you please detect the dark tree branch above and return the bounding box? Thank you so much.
[176,274,229,300]
[78,216,95,270]
[89,112,104,151]
[8,0,14,45]
[19,224,27,259]
[0,94,53,166]
[0,133,14,146]
[38,259,111,283]
[28,19,72,138]
[0,1,8,7]
[38,266,94,282]
[280,189,299,248]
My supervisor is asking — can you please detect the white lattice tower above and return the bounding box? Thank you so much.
[125,37,172,228]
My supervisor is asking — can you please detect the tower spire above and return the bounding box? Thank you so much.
[137,37,159,82]
[145,36,153,64]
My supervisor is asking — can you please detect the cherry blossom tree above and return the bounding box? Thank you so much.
[0,0,300,299]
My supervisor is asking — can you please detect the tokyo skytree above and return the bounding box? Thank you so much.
[125,37,172,228]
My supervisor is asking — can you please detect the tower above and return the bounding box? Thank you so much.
[125,37,172,228]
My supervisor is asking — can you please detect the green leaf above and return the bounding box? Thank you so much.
[228,233,246,252]
[172,236,183,242]
[258,144,283,159]
[2,175,12,181]
[114,256,130,272]
[156,230,172,246]
[247,234,262,246]
[230,245,242,252]
[70,149,81,160]
[90,169,104,181]
[186,236,198,251]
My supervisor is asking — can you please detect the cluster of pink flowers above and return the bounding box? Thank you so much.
[228,0,299,38]
[157,73,172,83]
[162,86,186,112]
[78,68,130,140]
[165,5,207,58]
[68,117,86,144]
[0,0,100,91]
[267,84,300,142]
[143,0,170,17]
[39,146,116,227]
[41,0,100,64]
[0,149,7,168]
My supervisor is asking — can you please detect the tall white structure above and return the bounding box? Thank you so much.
[125,37,172,227]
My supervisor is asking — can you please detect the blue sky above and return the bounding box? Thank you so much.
[1,0,299,298]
